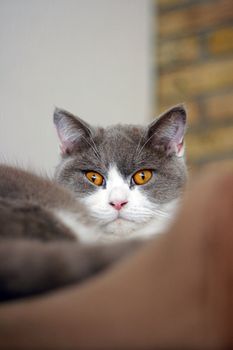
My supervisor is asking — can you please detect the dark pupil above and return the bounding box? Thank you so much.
[91,174,97,183]
[141,172,145,180]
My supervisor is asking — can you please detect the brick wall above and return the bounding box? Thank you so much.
[155,0,233,170]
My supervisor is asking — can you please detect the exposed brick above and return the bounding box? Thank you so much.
[204,91,233,121]
[185,100,200,125]
[205,159,233,171]
[208,26,233,55]
[202,158,233,170]
[158,100,200,125]
[188,158,233,173]
[186,126,233,161]
[156,0,233,169]
[159,0,233,38]
[159,58,233,105]
[158,37,200,68]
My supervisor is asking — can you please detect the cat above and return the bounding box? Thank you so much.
[54,104,187,242]
[0,104,187,301]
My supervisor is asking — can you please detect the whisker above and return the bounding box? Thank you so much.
[153,210,171,218]
[126,209,154,217]
[135,128,146,156]
[85,126,102,161]
[135,122,167,159]
[89,135,102,160]
[80,135,102,162]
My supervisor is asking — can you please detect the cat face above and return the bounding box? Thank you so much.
[54,106,187,238]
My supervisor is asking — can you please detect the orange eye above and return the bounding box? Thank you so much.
[133,170,152,185]
[85,171,104,186]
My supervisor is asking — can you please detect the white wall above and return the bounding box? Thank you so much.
[0,0,152,173]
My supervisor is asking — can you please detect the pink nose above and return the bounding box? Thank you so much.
[109,201,128,211]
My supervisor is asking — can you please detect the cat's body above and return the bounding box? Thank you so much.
[0,105,187,301]
[0,165,142,300]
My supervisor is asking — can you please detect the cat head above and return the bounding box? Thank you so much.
[54,105,187,237]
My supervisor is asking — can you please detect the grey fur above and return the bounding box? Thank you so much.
[0,165,142,301]
[0,105,187,301]
[54,105,187,204]
[0,238,141,301]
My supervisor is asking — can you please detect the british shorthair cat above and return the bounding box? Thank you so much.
[0,104,187,300]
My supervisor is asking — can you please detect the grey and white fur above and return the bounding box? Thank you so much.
[0,105,187,301]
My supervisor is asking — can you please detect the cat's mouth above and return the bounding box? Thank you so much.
[99,210,133,225]
[113,216,148,225]
[112,213,133,224]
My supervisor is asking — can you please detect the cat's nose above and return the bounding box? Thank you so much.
[109,200,128,211]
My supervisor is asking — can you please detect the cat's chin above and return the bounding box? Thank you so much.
[97,213,175,243]
[101,218,139,240]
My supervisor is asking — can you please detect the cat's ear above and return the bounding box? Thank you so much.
[53,108,93,155]
[147,105,187,157]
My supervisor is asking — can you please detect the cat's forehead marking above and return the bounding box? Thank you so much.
[95,125,145,176]
[107,166,128,189]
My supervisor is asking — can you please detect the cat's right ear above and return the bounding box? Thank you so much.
[53,108,93,155]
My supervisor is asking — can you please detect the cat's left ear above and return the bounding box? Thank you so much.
[147,104,187,157]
